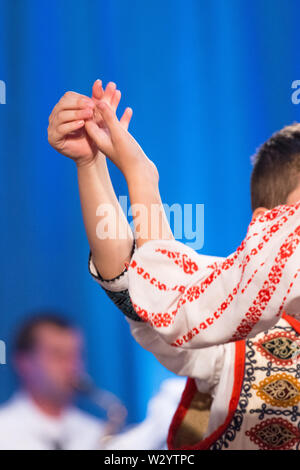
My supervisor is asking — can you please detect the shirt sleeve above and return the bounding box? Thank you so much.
[127,317,226,388]
[88,240,143,322]
[88,242,226,387]
[127,201,300,348]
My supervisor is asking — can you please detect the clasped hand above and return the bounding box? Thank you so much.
[48,79,158,182]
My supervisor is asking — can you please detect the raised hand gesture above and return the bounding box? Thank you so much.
[48,80,132,167]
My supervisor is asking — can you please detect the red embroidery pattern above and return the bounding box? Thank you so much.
[231,225,300,341]
[130,212,293,328]
[131,301,176,327]
[129,203,300,335]
[245,418,300,450]
[154,249,199,274]
[131,273,244,331]
[206,261,221,270]
[240,263,265,294]
[129,260,187,294]
[250,202,300,226]
[130,204,294,294]
[244,202,300,247]
[277,269,300,318]
[169,224,300,347]
[170,280,242,347]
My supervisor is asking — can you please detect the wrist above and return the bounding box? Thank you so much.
[124,157,159,186]
[75,151,104,169]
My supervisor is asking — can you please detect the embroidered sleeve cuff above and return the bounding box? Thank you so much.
[88,240,143,322]
[88,239,136,292]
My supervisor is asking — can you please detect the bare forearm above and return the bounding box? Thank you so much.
[125,157,174,248]
[81,97,173,249]
[77,155,134,279]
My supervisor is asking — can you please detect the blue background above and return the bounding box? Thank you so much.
[0,0,300,424]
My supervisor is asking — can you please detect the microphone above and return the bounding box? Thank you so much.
[73,373,128,438]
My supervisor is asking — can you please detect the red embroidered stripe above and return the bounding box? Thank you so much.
[230,224,300,341]
[129,203,300,333]
[170,224,300,347]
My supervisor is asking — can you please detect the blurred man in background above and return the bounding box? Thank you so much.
[0,314,110,450]
[0,312,186,450]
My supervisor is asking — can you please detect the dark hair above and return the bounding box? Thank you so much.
[14,312,75,354]
[250,123,300,211]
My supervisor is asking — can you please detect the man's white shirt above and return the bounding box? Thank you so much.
[0,392,106,450]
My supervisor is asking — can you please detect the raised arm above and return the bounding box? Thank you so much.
[84,100,174,248]
[47,80,225,383]
[76,152,134,279]
[85,95,300,349]
[48,80,134,279]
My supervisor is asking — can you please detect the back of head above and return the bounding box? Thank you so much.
[251,123,300,211]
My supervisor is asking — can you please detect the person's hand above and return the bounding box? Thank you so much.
[85,94,158,181]
[47,80,132,167]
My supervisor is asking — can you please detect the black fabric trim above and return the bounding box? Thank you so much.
[88,240,142,322]
[101,287,143,322]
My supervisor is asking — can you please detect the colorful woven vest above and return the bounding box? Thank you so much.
[167,313,300,450]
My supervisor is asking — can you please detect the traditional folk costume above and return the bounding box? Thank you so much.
[89,201,300,450]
